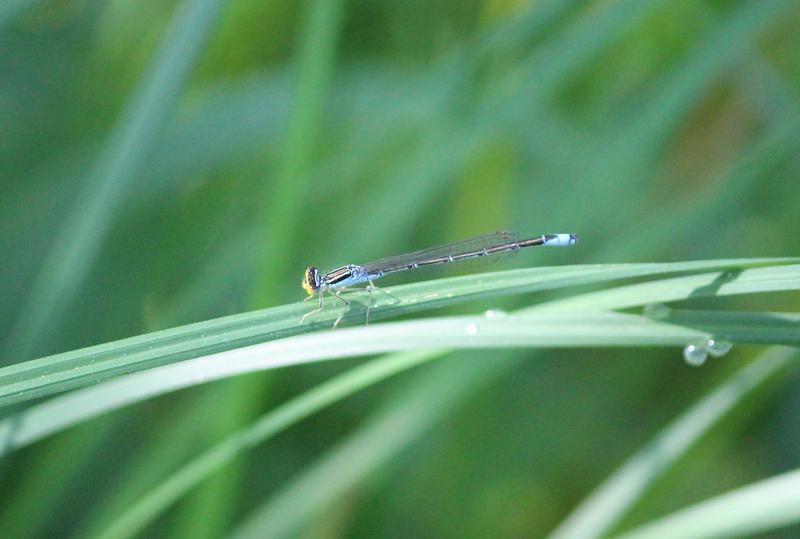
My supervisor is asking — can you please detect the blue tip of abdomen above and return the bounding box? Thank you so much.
[544,233,579,246]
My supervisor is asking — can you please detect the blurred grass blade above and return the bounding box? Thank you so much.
[338,0,662,257]
[610,0,793,163]
[581,0,796,236]
[548,346,798,539]
[231,348,799,539]
[601,118,800,261]
[190,1,346,535]
[93,350,434,539]
[228,354,516,539]
[614,467,800,539]
[73,392,230,539]
[2,308,800,456]
[97,347,800,539]
[0,417,118,539]
[0,258,796,407]
[2,0,226,362]
[252,0,345,301]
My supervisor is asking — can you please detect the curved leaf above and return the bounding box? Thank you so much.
[1,258,796,407]
[2,308,799,456]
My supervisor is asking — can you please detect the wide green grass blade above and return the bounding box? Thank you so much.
[614,467,800,539]
[547,346,798,539]
[1,258,796,407]
[2,307,799,457]
[2,0,226,362]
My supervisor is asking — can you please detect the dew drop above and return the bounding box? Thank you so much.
[483,309,508,319]
[707,339,733,358]
[464,323,479,336]
[683,344,708,367]
[643,303,671,320]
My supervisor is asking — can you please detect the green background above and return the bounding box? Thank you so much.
[1,0,799,537]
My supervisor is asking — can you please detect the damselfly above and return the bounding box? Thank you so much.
[300,231,578,327]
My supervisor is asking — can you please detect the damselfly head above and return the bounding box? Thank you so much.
[302,266,320,295]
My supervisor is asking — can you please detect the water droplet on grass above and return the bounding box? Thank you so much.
[464,323,479,335]
[483,309,508,319]
[707,339,733,358]
[683,344,708,367]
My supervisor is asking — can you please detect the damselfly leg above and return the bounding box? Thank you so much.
[365,279,399,325]
[299,290,325,325]
[329,288,351,328]
[299,288,353,328]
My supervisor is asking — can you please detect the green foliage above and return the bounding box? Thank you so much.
[2,0,800,538]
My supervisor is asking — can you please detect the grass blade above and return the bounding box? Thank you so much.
[533,264,800,313]
[188,1,347,535]
[0,258,796,407]
[336,0,662,258]
[251,0,346,300]
[92,350,434,539]
[547,346,798,539]
[644,309,800,346]
[227,354,516,539]
[2,308,799,456]
[614,467,800,539]
[86,347,800,539]
[2,0,226,362]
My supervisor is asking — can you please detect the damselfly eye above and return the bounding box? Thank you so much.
[302,266,319,295]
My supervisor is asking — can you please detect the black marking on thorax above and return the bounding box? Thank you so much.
[322,266,354,286]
